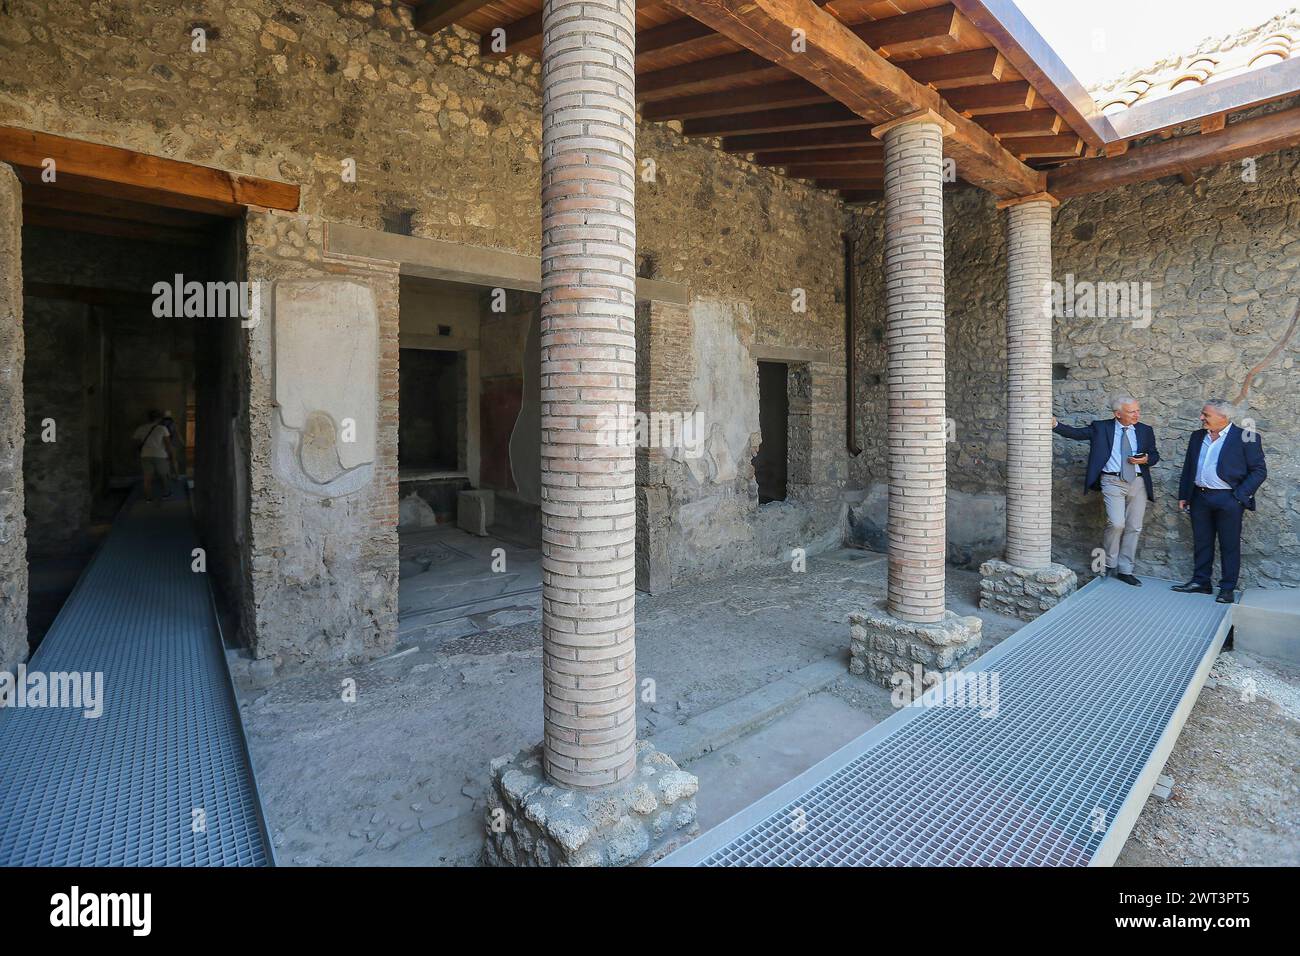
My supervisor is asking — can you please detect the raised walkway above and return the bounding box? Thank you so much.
[0,491,273,866]
[659,576,1232,867]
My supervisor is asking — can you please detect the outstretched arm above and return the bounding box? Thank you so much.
[1052,418,1091,442]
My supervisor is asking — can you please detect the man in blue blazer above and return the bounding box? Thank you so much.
[1172,398,1268,603]
[1052,394,1160,586]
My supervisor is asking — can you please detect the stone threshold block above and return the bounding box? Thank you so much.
[979,559,1078,622]
[483,741,699,867]
[457,489,494,536]
[849,600,983,688]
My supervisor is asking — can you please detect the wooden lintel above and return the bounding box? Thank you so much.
[0,126,299,215]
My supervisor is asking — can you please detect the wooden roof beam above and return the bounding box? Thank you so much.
[658,0,1042,197]
[945,81,1037,115]
[723,125,878,154]
[638,51,782,100]
[641,79,831,121]
[414,0,497,35]
[1049,104,1300,199]
[902,48,1005,89]
[977,109,1063,138]
[683,102,866,136]
[850,5,961,55]
[1010,134,1083,159]
[477,10,543,56]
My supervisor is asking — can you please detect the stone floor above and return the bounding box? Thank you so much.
[397,524,542,643]
[235,545,1300,867]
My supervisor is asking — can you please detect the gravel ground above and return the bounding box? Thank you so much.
[1116,651,1300,866]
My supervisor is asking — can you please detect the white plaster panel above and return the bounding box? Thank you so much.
[273,279,378,486]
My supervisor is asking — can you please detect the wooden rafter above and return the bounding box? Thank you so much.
[722,126,879,154]
[415,0,497,35]
[640,79,831,120]
[683,103,864,137]
[657,0,1042,197]
[945,81,1036,114]
[977,109,1063,138]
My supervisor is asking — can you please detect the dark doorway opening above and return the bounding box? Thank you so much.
[19,209,244,652]
[399,347,459,471]
[754,360,789,504]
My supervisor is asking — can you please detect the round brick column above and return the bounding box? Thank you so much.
[1004,199,1055,569]
[879,116,948,624]
[538,0,638,789]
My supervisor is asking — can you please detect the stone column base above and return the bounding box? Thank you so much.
[979,559,1077,622]
[483,741,699,867]
[849,600,983,688]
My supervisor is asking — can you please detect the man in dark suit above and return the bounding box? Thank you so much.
[1173,398,1267,603]
[1052,394,1160,586]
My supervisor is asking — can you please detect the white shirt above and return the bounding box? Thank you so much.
[1195,424,1233,490]
[1105,420,1142,474]
[133,421,170,459]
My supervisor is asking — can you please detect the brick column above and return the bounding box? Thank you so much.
[848,112,981,687]
[978,194,1077,622]
[1003,198,1055,568]
[879,114,949,625]
[538,0,638,790]
[484,0,699,868]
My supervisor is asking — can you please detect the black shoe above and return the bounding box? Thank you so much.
[1115,573,1142,587]
[1171,581,1212,594]
[1216,588,1235,604]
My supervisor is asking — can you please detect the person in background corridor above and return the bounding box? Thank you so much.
[1173,398,1268,604]
[132,410,177,503]
[1052,393,1160,586]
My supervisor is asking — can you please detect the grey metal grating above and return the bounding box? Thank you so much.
[658,577,1230,867]
[0,492,273,866]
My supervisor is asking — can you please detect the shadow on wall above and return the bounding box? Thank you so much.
[845,484,1006,570]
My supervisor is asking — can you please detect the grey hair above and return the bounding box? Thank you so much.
[1110,392,1138,411]
[1203,397,1236,420]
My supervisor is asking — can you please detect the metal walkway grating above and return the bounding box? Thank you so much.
[0,492,273,866]
[658,577,1231,867]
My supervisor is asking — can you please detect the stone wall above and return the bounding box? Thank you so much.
[0,0,851,659]
[21,296,92,556]
[850,145,1300,588]
[0,165,26,673]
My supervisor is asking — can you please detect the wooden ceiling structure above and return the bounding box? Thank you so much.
[403,0,1300,204]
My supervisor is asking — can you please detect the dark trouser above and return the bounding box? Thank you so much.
[1190,487,1245,590]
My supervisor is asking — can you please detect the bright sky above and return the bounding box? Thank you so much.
[1013,0,1296,89]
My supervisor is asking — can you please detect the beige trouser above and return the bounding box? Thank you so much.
[1100,474,1146,574]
